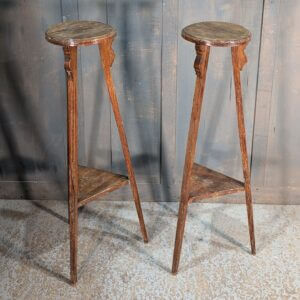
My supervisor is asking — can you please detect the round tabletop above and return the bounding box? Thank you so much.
[182,21,251,47]
[45,20,116,47]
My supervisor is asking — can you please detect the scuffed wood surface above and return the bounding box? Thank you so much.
[189,163,244,202]
[182,21,251,47]
[46,20,116,46]
[78,166,129,207]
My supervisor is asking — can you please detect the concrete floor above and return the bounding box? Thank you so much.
[0,199,299,299]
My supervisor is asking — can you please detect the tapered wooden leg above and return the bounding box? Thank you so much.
[231,45,256,255]
[98,39,148,243]
[63,46,79,284]
[172,45,210,274]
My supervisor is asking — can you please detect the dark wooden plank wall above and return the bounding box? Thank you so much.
[0,0,299,204]
[0,0,66,199]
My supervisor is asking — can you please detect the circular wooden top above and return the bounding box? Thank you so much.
[182,21,251,47]
[45,20,116,47]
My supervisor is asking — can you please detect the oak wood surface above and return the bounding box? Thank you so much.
[78,166,129,207]
[63,46,79,285]
[189,163,244,202]
[46,20,116,47]
[172,23,256,275]
[46,21,148,285]
[182,21,251,47]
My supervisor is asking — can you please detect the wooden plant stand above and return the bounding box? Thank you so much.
[45,20,148,285]
[172,21,256,274]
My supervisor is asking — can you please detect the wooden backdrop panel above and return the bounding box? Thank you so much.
[1,0,300,204]
[77,0,112,170]
[107,0,162,194]
[0,0,66,199]
[252,0,300,204]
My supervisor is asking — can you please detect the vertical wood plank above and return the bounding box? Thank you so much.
[251,0,279,187]
[161,0,179,201]
[0,0,67,198]
[107,0,163,194]
[252,0,300,204]
[61,0,78,21]
[77,0,111,170]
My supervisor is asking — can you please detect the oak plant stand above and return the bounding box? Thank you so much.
[172,22,256,274]
[45,21,148,285]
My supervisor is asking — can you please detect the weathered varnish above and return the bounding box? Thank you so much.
[172,21,256,275]
[46,20,148,285]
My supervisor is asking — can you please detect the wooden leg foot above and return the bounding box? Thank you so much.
[172,201,188,274]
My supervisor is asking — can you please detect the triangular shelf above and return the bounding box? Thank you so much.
[189,163,245,202]
[78,165,129,207]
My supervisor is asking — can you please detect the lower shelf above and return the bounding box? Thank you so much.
[189,163,245,202]
[78,166,129,207]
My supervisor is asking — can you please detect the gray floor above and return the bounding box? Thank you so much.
[0,199,299,299]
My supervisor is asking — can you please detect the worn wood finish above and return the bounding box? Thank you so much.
[251,0,300,204]
[182,21,251,47]
[46,21,116,47]
[78,166,129,207]
[189,163,244,202]
[63,46,79,285]
[232,46,256,255]
[98,38,148,243]
[172,44,210,274]
[172,23,256,274]
[47,23,148,285]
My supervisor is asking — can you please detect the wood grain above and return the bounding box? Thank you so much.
[172,22,256,275]
[189,163,244,202]
[182,21,251,47]
[47,21,148,285]
[78,166,129,207]
[232,46,256,255]
[63,46,79,285]
[46,20,116,47]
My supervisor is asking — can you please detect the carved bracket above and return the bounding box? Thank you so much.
[194,44,209,76]
[236,44,248,71]
[100,38,115,69]
[63,47,73,80]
